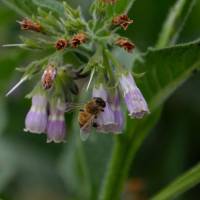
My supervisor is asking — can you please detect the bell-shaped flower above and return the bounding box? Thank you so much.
[119,73,149,118]
[110,93,124,133]
[46,99,66,143]
[92,84,116,133]
[25,95,48,134]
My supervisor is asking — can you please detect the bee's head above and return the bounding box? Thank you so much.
[93,97,106,108]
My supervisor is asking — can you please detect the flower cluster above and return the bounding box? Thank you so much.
[25,95,66,143]
[6,0,149,142]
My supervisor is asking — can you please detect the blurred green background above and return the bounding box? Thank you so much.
[0,0,200,200]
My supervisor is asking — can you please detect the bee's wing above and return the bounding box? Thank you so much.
[80,115,95,141]
[65,102,83,113]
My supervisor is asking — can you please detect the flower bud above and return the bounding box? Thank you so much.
[112,14,133,30]
[55,39,68,50]
[115,38,135,53]
[119,73,149,118]
[41,65,57,90]
[46,99,66,143]
[25,95,48,133]
[18,19,41,32]
[70,32,87,48]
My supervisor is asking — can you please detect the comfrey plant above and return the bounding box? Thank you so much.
[3,0,200,200]
[6,0,149,143]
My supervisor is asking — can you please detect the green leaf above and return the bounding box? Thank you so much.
[32,0,64,15]
[99,39,200,200]
[151,163,200,200]
[1,0,29,16]
[134,39,200,111]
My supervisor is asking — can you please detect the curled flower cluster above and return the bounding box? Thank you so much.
[6,0,149,142]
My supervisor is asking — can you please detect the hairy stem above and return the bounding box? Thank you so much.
[156,0,188,48]
[99,111,161,200]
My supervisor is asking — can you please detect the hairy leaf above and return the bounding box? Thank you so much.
[99,39,200,200]
[134,39,200,111]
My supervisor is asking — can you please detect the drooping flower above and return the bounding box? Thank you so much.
[70,32,87,48]
[24,95,48,133]
[92,84,116,133]
[110,93,124,133]
[46,99,66,143]
[115,37,135,53]
[112,14,133,30]
[119,73,149,119]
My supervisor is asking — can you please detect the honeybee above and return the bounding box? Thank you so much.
[41,65,57,90]
[78,97,106,140]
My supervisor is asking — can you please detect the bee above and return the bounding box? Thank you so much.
[78,97,106,140]
[41,65,57,90]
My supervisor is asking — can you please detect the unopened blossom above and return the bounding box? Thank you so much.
[25,95,48,133]
[41,64,57,90]
[46,99,66,143]
[110,93,124,133]
[112,14,133,30]
[119,73,149,119]
[70,32,87,48]
[115,38,135,53]
[93,84,116,133]
[55,39,68,50]
[18,18,41,32]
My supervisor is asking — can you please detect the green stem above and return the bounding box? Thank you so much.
[99,111,161,200]
[156,0,188,48]
[151,163,200,200]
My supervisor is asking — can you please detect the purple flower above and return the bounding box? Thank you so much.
[110,93,124,133]
[46,99,66,143]
[24,95,48,134]
[119,73,149,118]
[93,84,116,133]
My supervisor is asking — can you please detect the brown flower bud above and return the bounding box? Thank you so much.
[112,14,133,30]
[41,65,57,90]
[55,39,68,50]
[115,38,135,53]
[70,32,87,48]
[18,19,41,32]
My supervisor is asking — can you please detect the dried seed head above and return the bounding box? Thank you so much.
[55,39,68,50]
[41,65,57,90]
[70,32,87,48]
[115,38,135,53]
[18,19,41,32]
[101,0,117,4]
[112,14,133,30]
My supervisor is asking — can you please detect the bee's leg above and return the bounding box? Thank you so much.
[92,122,98,128]
[79,109,84,112]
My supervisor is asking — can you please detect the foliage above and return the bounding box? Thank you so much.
[0,0,200,200]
